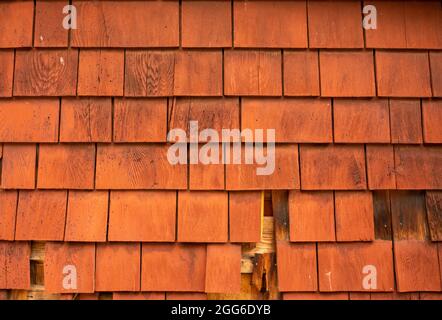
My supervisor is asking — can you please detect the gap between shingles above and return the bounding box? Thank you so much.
[62,190,69,241]
[31,0,37,47]
[105,190,111,242]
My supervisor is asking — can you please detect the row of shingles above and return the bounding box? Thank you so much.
[2,1,441,49]
[0,140,441,191]
[2,48,441,97]
[0,188,261,243]
[279,190,442,296]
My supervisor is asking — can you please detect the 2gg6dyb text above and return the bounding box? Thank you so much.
[171,304,271,317]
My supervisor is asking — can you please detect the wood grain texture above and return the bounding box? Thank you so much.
[206,244,241,293]
[390,99,422,144]
[95,243,140,292]
[108,191,176,242]
[78,50,124,96]
[0,241,31,289]
[394,145,442,189]
[141,243,206,292]
[276,241,317,292]
[0,191,17,241]
[224,50,282,96]
[272,191,289,242]
[0,1,34,48]
[289,191,335,242]
[44,242,95,293]
[114,98,167,142]
[177,191,228,242]
[319,51,375,97]
[376,51,431,97]
[372,191,393,240]
[430,52,442,96]
[229,191,262,243]
[234,1,307,48]
[37,144,96,189]
[0,99,59,142]
[71,1,179,47]
[0,50,14,96]
[60,98,112,143]
[283,51,320,96]
[318,241,394,292]
[390,191,429,241]
[15,191,67,241]
[422,100,442,143]
[34,0,69,47]
[65,191,109,242]
[241,98,332,143]
[14,49,78,96]
[335,191,375,241]
[300,144,366,190]
[366,145,396,189]
[394,240,442,292]
[96,144,187,189]
[1,144,36,189]
[333,99,390,143]
[425,191,442,241]
[226,144,300,190]
[168,98,240,142]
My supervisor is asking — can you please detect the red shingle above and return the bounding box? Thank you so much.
[1,144,36,189]
[95,144,187,189]
[234,1,307,48]
[394,240,442,292]
[0,50,14,97]
[333,99,390,143]
[300,145,366,190]
[276,242,317,292]
[283,51,320,96]
[182,1,231,47]
[141,244,206,292]
[318,241,394,292]
[395,146,442,189]
[65,191,108,242]
[71,1,179,47]
[78,50,124,96]
[229,192,262,243]
[168,98,240,143]
[422,100,442,143]
[426,191,442,241]
[34,0,68,47]
[37,144,95,189]
[177,191,228,242]
[226,144,300,190]
[390,99,423,144]
[0,191,17,241]
[335,191,375,241]
[376,51,431,97]
[289,191,335,242]
[206,244,241,293]
[308,1,363,48]
[420,293,442,300]
[44,242,95,293]
[15,191,67,241]
[95,243,140,292]
[430,52,442,96]
[14,49,78,96]
[125,51,222,96]
[113,292,165,300]
[60,98,112,143]
[224,50,282,96]
[0,99,59,142]
[241,98,332,143]
[174,51,223,96]
[113,98,167,142]
[109,191,176,242]
[365,1,442,49]
[0,1,34,48]
[366,145,396,189]
[320,51,375,97]
[0,241,31,289]
[189,145,225,190]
